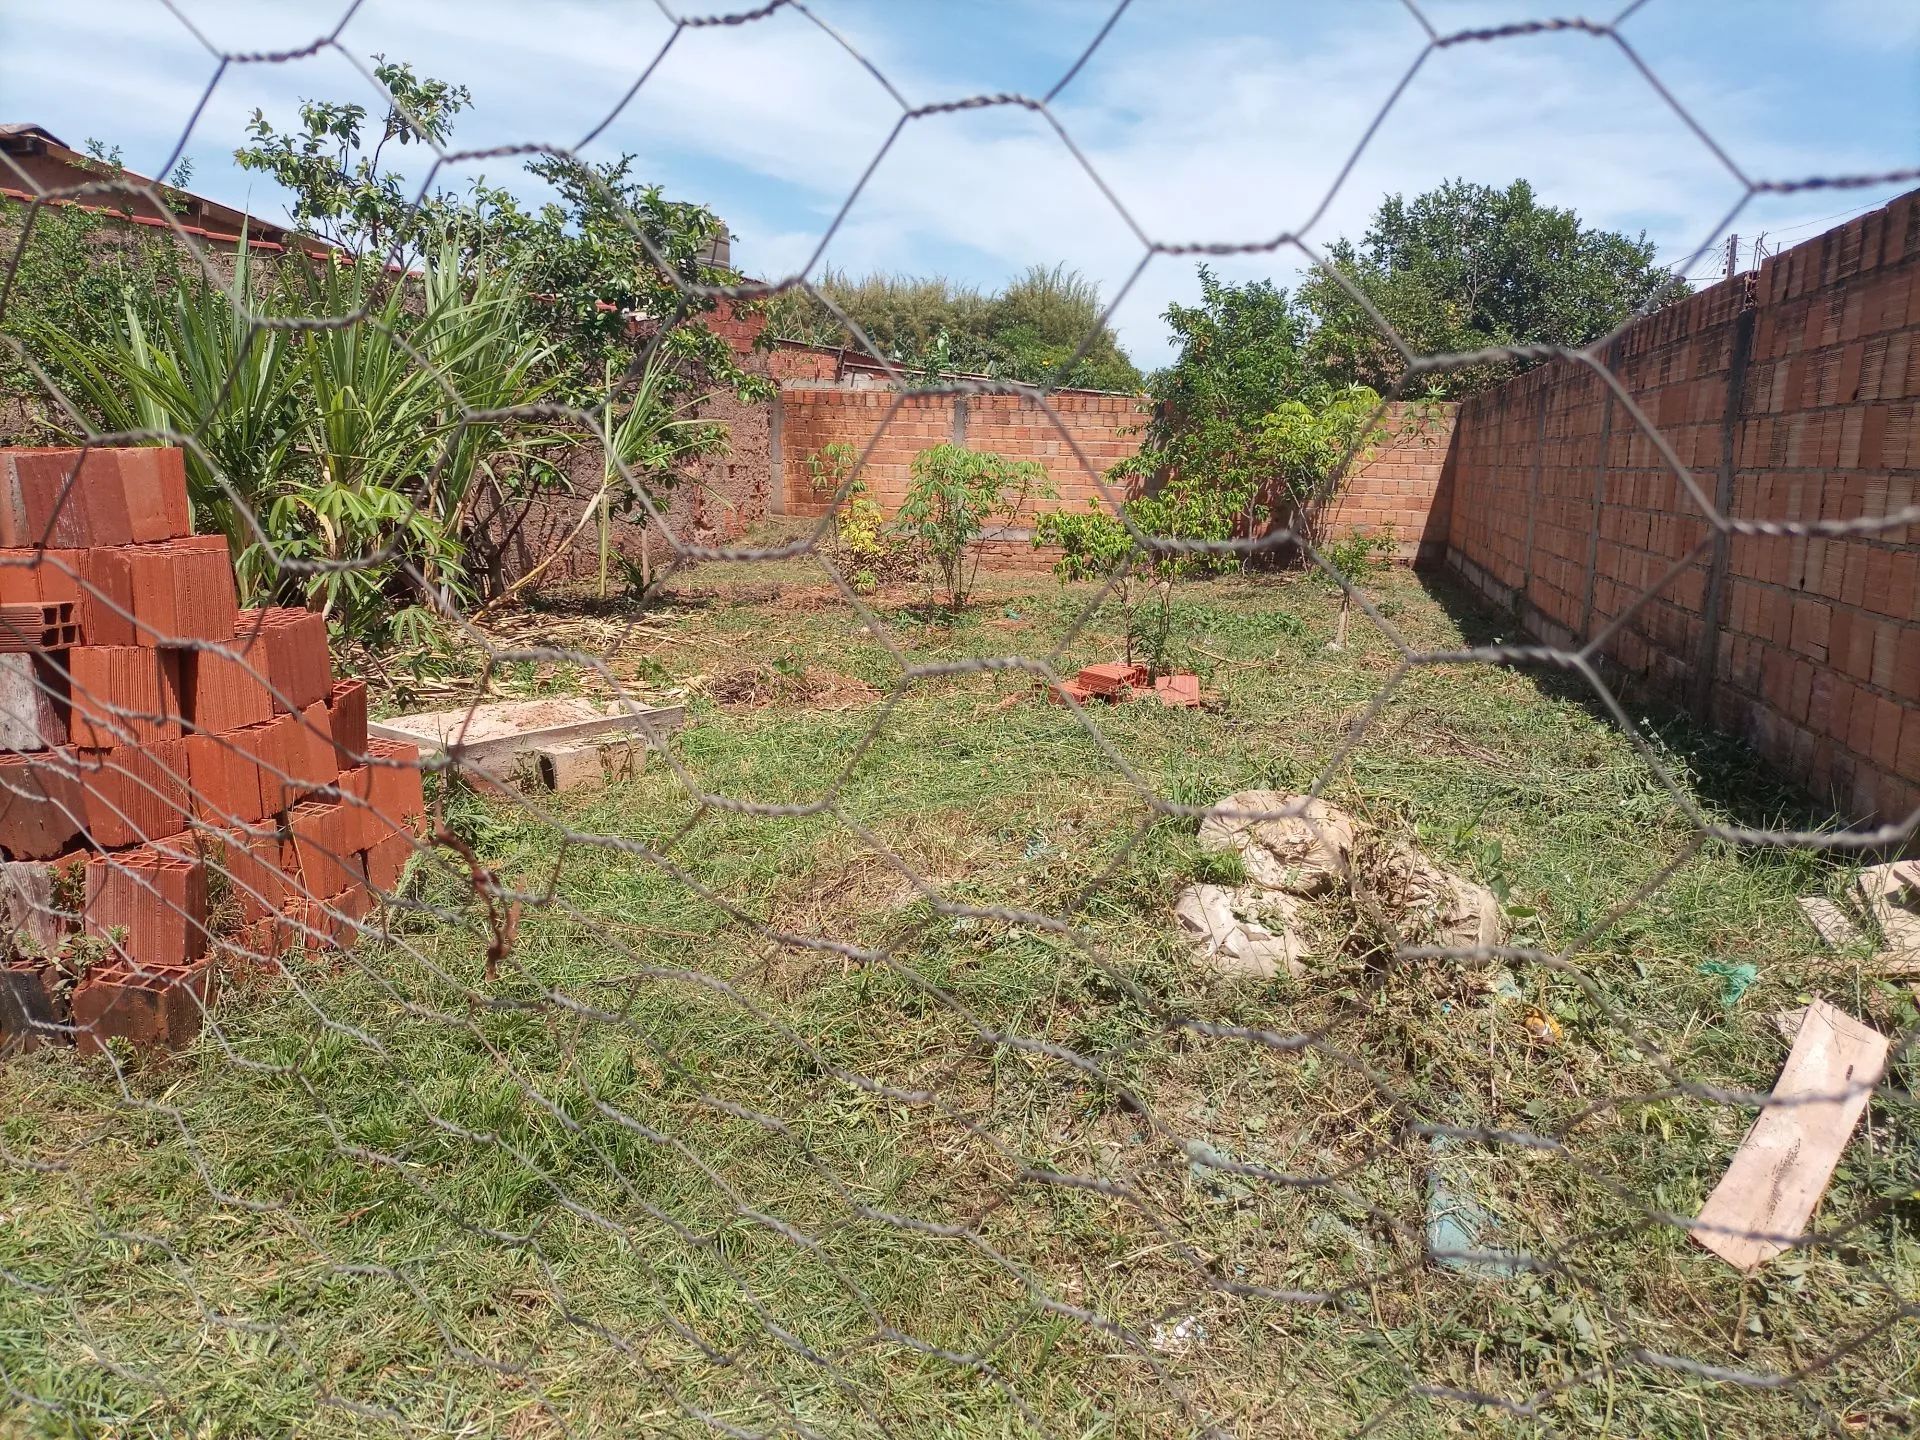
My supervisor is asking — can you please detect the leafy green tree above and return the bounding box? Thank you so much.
[1037,382,1387,574]
[983,264,1140,391]
[235,58,765,409]
[234,56,473,266]
[1034,266,1387,662]
[0,148,192,442]
[1299,178,1690,396]
[475,155,762,407]
[1054,267,1383,562]
[762,264,1142,392]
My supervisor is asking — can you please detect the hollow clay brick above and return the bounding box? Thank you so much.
[71,954,214,1055]
[365,739,427,835]
[1078,663,1148,697]
[0,449,111,549]
[326,679,368,766]
[362,831,413,894]
[287,799,362,899]
[0,753,84,859]
[0,653,68,750]
[0,956,69,1051]
[204,826,293,926]
[179,642,274,735]
[63,646,184,748]
[84,843,208,969]
[69,742,192,850]
[118,449,192,544]
[234,607,331,711]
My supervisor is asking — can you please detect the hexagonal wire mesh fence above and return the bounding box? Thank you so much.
[0,1,1917,1435]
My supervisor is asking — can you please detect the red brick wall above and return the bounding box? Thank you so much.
[779,389,1142,521]
[780,388,1454,556]
[1442,188,1920,825]
[1318,402,1458,562]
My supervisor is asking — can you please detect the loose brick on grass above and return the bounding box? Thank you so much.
[1078,662,1147,697]
[1152,673,1203,708]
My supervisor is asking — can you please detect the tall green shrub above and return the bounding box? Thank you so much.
[895,444,1049,612]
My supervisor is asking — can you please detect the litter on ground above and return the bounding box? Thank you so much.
[1179,790,1506,980]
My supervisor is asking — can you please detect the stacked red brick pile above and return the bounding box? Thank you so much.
[0,447,426,1055]
[1048,663,1203,708]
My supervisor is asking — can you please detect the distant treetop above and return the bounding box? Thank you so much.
[760,263,1144,393]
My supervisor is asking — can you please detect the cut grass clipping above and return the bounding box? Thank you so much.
[1,562,1914,1439]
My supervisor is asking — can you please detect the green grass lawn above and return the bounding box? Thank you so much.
[2,560,1915,1438]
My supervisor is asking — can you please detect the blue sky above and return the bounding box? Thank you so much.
[3,0,1916,368]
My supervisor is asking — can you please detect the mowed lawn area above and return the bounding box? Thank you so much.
[2,554,1915,1439]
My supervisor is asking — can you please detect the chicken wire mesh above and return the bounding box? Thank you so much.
[0,2,1917,1436]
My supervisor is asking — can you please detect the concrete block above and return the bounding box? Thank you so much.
[522,735,649,793]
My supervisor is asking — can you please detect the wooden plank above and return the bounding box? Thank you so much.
[1857,861,1920,952]
[370,698,685,768]
[1692,998,1888,1271]
[1798,895,1862,949]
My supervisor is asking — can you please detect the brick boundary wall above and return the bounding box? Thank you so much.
[1439,188,1920,826]
[775,387,1454,566]
[776,387,1144,522]
[1317,403,1457,564]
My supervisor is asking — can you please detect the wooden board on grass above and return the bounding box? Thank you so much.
[1692,998,1888,1271]
[370,697,685,771]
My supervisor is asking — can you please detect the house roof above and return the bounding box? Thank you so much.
[0,124,67,147]
[0,121,322,255]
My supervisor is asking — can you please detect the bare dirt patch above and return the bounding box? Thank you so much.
[704,663,882,712]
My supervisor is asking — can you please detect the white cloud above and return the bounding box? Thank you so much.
[3,0,1914,368]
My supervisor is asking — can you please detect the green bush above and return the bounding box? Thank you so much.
[895,444,1049,612]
